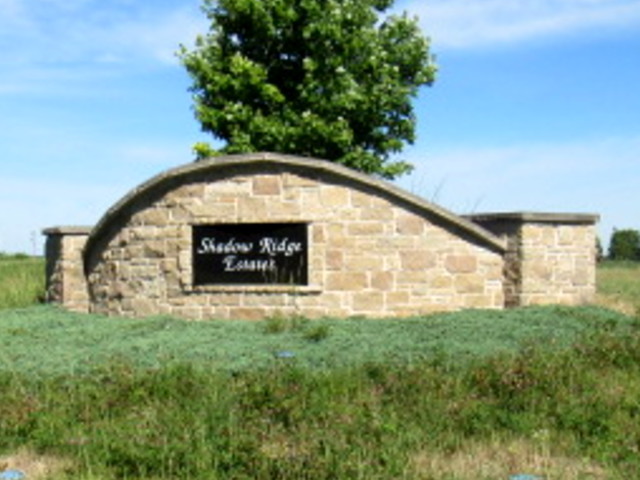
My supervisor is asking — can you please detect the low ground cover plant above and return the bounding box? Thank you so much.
[0,304,632,376]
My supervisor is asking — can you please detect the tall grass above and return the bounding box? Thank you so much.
[596,260,640,314]
[0,254,45,310]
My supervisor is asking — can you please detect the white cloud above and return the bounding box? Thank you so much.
[396,135,640,243]
[0,1,208,110]
[401,135,639,202]
[0,1,207,67]
[401,0,640,49]
[111,8,208,64]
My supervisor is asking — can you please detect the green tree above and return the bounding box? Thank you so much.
[608,228,640,261]
[179,0,436,179]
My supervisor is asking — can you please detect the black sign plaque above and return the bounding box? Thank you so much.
[192,223,308,286]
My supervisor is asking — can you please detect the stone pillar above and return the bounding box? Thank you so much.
[467,213,599,308]
[43,226,92,313]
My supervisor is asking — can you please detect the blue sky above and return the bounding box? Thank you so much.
[2,0,639,254]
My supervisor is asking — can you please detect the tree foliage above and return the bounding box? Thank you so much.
[608,229,640,261]
[179,0,436,179]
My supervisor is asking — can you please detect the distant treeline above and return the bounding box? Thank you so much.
[0,252,31,260]
[600,229,640,262]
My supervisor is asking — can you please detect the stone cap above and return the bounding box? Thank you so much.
[42,226,93,236]
[466,212,600,225]
[85,152,507,256]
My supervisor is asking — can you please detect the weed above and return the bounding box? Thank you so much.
[262,312,309,334]
[302,324,330,342]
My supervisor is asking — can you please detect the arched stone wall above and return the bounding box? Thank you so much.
[43,153,598,320]
[81,153,506,319]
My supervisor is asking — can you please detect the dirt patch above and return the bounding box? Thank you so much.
[595,293,637,316]
[0,449,72,480]
[410,436,609,480]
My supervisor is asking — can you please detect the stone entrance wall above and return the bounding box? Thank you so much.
[468,213,599,307]
[43,153,599,320]
[43,226,91,313]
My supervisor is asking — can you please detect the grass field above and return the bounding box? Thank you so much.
[0,254,45,310]
[0,256,639,479]
[597,260,640,315]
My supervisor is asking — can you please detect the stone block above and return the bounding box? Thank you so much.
[228,307,267,321]
[189,203,238,218]
[558,226,575,245]
[352,291,384,312]
[312,224,326,243]
[141,208,169,226]
[174,183,207,199]
[572,268,591,287]
[350,190,372,207]
[395,214,425,235]
[345,254,382,271]
[360,206,393,221]
[325,250,344,270]
[347,222,384,236]
[430,274,453,289]
[371,271,394,291]
[238,197,268,219]
[455,274,485,294]
[540,227,557,246]
[283,173,317,188]
[320,185,350,207]
[482,262,504,281]
[400,250,437,270]
[463,295,495,309]
[169,206,191,223]
[241,294,288,307]
[527,262,553,281]
[445,255,477,274]
[270,201,302,218]
[325,272,367,291]
[385,290,410,306]
[396,270,429,285]
[129,297,158,317]
[143,241,165,258]
[206,179,250,196]
[253,176,282,195]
